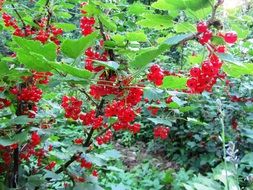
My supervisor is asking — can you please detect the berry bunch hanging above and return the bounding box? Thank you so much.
[187,21,238,93]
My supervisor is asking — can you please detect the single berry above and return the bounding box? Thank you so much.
[197,21,208,33]
[224,31,237,44]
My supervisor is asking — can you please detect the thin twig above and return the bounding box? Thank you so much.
[55,98,105,174]
[45,0,52,30]
[79,88,99,107]
[11,4,27,35]
[175,0,223,47]
[98,18,115,61]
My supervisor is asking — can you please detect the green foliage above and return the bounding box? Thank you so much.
[61,31,99,59]
[0,0,253,190]
[162,76,187,89]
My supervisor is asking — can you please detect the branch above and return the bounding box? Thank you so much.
[45,0,50,6]
[55,152,82,174]
[94,125,113,140]
[209,0,222,24]
[175,1,223,47]
[11,4,26,34]
[45,0,52,30]
[79,88,99,107]
[55,98,105,174]
[98,18,115,61]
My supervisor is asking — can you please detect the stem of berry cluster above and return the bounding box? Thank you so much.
[11,4,26,35]
[55,98,105,174]
[98,18,115,61]
[8,84,25,188]
[173,0,223,47]
[217,99,230,190]
[55,15,117,174]
[45,0,52,30]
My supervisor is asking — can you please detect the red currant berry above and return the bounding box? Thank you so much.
[224,31,237,44]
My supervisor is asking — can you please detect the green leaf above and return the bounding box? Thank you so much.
[163,169,174,184]
[217,53,242,66]
[162,76,187,90]
[130,44,169,69]
[16,50,53,71]
[99,14,117,31]
[8,116,32,126]
[74,184,103,190]
[168,102,180,109]
[101,149,121,160]
[126,31,147,42]
[187,118,208,126]
[57,12,72,19]
[151,0,175,11]
[61,31,98,59]
[147,117,172,126]
[179,106,197,112]
[144,88,164,101]
[241,128,253,140]
[175,22,195,33]
[222,63,253,77]
[27,175,46,188]
[231,23,250,39]
[0,138,16,146]
[81,2,101,15]
[152,0,211,11]
[0,62,9,76]
[93,60,119,70]
[112,35,126,45]
[54,23,76,32]
[137,14,173,29]
[188,54,203,65]
[111,184,128,190]
[211,36,226,45]
[241,153,253,167]
[35,0,47,6]
[51,62,93,79]
[128,2,149,15]
[14,37,57,61]
[13,131,29,144]
[163,33,193,46]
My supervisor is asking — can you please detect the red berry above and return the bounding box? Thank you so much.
[224,31,237,44]
[31,132,41,147]
[190,67,201,77]
[166,96,173,104]
[216,45,226,53]
[197,21,208,33]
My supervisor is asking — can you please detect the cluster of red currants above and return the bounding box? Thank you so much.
[78,157,92,169]
[0,144,18,169]
[147,64,165,86]
[147,106,159,116]
[10,85,42,118]
[80,16,95,36]
[89,74,122,99]
[229,95,253,103]
[20,132,55,170]
[0,97,11,109]
[2,12,63,45]
[85,46,108,72]
[80,2,95,36]
[61,96,83,120]
[154,126,170,140]
[96,129,113,145]
[104,87,143,134]
[187,21,237,93]
[79,110,104,130]
[77,156,98,178]
[32,71,53,85]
